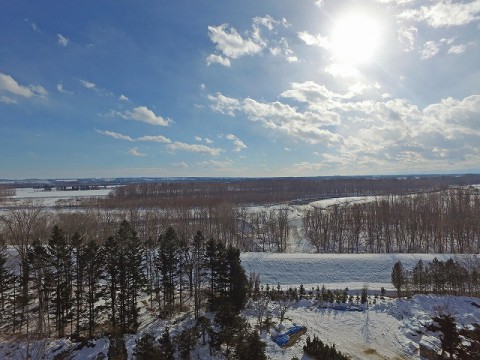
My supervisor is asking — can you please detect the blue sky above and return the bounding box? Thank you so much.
[1,0,479,179]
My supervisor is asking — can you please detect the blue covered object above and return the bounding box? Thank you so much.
[272,325,306,347]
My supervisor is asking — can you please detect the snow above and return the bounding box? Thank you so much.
[241,252,458,292]
[2,187,113,207]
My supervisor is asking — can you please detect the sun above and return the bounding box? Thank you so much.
[331,13,381,64]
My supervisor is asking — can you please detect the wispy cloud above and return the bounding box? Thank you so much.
[0,73,47,98]
[225,133,247,151]
[420,40,440,60]
[197,159,233,168]
[57,33,68,46]
[298,31,330,49]
[0,95,17,104]
[399,1,480,28]
[167,142,222,156]
[98,129,222,156]
[128,147,146,157]
[96,129,134,141]
[79,79,96,89]
[56,82,73,95]
[119,94,129,102]
[173,161,189,168]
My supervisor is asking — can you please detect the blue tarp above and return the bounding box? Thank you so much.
[272,325,305,347]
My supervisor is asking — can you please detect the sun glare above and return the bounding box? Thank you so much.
[331,13,381,64]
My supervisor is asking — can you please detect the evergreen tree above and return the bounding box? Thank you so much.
[176,326,199,360]
[226,246,249,312]
[159,327,175,360]
[47,225,73,338]
[157,227,180,318]
[27,239,51,336]
[459,323,480,359]
[235,330,267,360]
[426,313,461,359]
[303,335,349,360]
[103,235,120,330]
[133,333,162,360]
[71,232,86,336]
[0,235,14,322]
[391,260,405,298]
[192,231,206,319]
[84,240,103,338]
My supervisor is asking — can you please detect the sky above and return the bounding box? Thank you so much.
[1,0,480,179]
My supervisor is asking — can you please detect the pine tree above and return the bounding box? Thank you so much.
[426,313,461,359]
[236,330,267,360]
[159,327,175,360]
[133,333,162,360]
[47,225,74,338]
[157,227,180,318]
[192,231,206,319]
[226,246,248,312]
[391,260,405,298]
[27,239,51,336]
[84,240,103,338]
[0,235,14,323]
[71,232,86,336]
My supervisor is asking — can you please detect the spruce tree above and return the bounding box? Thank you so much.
[157,227,180,318]
[133,333,162,360]
[159,327,175,360]
[47,225,73,338]
[391,260,405,298]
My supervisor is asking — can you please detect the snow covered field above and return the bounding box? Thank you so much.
[241,253,459,292]
[3,187,113,207]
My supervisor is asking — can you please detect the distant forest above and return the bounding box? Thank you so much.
[1,176,480,254]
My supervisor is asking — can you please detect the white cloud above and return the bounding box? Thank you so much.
[56,82,73,94]
[206,54,231,67]
[194,136,202,142]
[205,138,213,144]
[225,133,247,151]
[137,135,171,143]
[123,106,171,126]
[208,92,241,116]
[207,15,289,66]
[399,1,480,28]
[448,44,466,54]
[79,79,96,89]
[0,95,17,104]
[420,41,440,60]
[57,33,68,46]
[298,31,330,49]
[398,26,417,52]
[128,147,146,157]
[0,73,47,98]
[208,24,264,59]
[173,161,189,168]
[167,142,222,156]
[119,94,129,102]
[96,129,134,141]
[197,160,233,168]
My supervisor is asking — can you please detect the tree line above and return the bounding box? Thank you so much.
[101,175,480,208]
[391,257,480,298]
[304,187,480,254]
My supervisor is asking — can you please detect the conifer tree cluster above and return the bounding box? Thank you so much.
[0,221,250,342]
[303,334,349,360]
[392,258,480,297]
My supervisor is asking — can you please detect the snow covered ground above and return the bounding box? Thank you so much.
[2,187,113,207]
[241,253,460,292]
